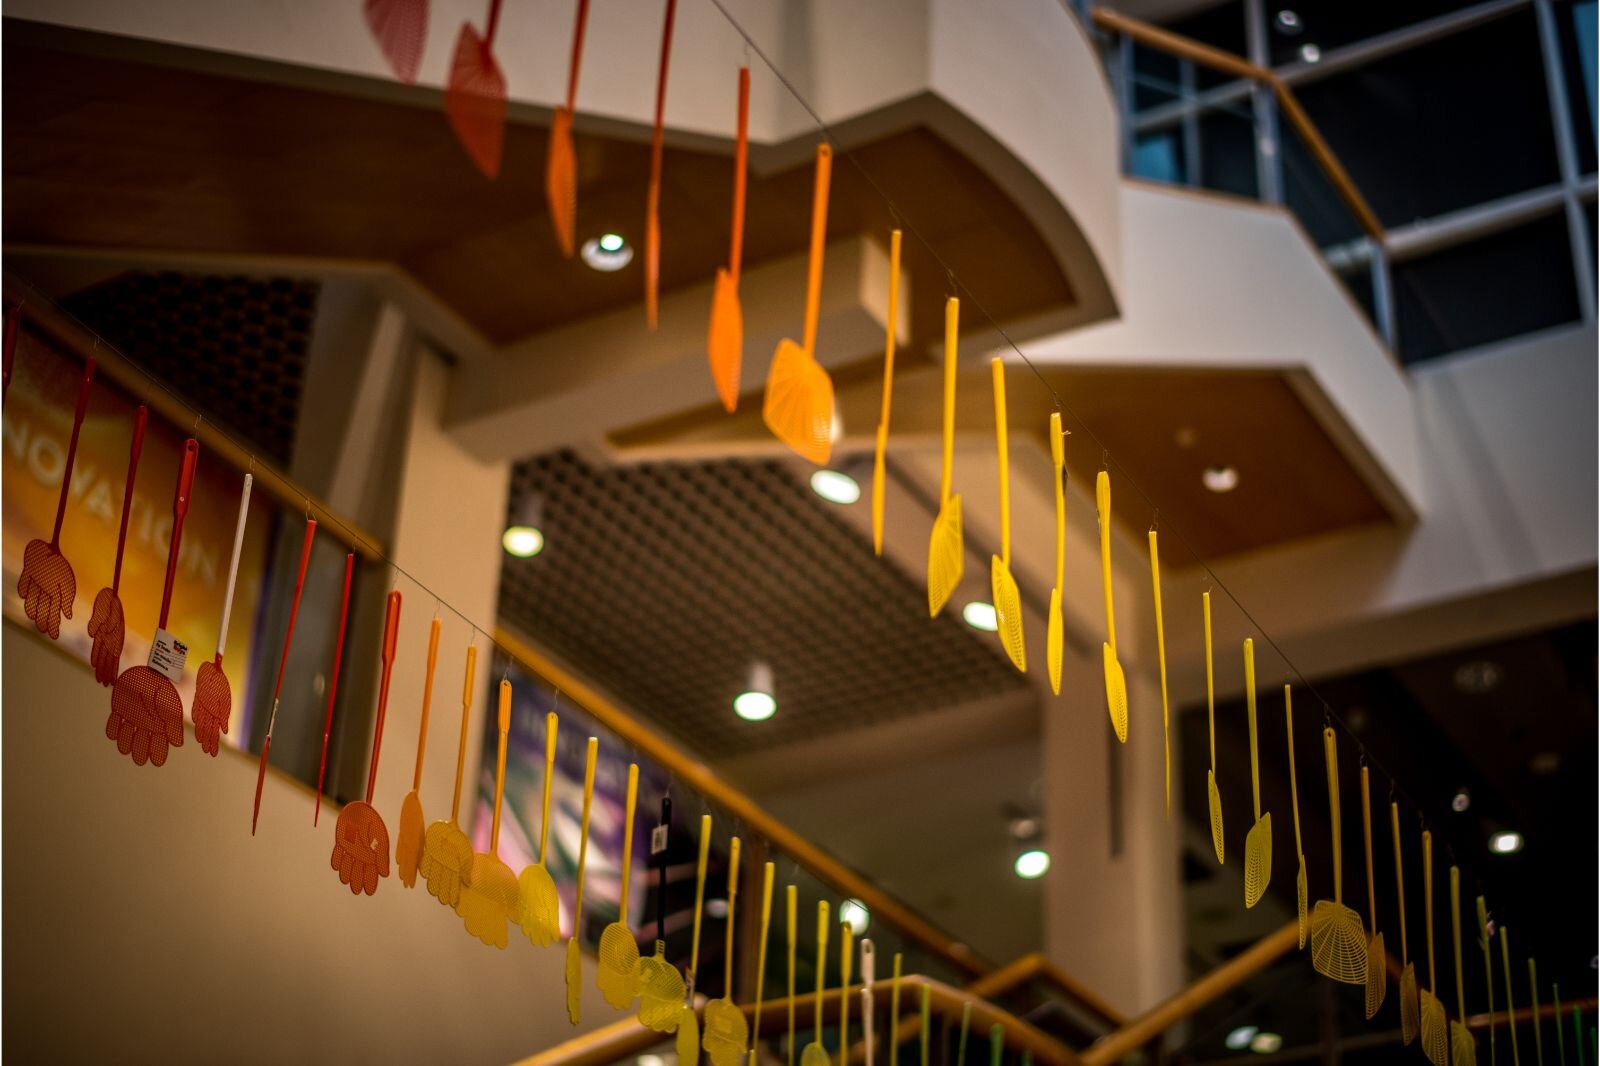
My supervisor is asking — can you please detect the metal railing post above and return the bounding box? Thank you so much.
[1370,240,1398,350]
[1532,0,1597,322]
[1244,0,1283,203]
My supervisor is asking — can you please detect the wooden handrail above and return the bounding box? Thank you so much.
[1088,6,1386,242]
[966,953,1126,1030]
[495,625,990,979]
[515,975,1083,1066]
[1080,922,1299,1066]
[4,278,387,561]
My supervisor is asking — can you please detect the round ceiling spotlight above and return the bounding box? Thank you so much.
[502,525,545,558]
[734,661,777,721]
[839,898,870,934]
[1453,660,1502,694]
[1225,1027,1259,1051]
[581,233,634,271]
[1451,788,1471,813]
[810,469,861,505]
[963,601,999,632]
[1488,830,1523,855]
[1014,849,1050,879]
[1250,1033,1284,1054]
[1299,43,1322,63]
[1203,465,1240,493]
[1275,10,1303,34]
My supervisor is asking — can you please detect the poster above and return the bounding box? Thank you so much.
[472,670,671,939]
[2,326,272,748]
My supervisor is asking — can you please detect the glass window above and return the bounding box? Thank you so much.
[1165,1,1248,89]
[1393,212,1582,363]
[1297,9,1562,225]
[1133,130,1187,185]
[1197,105,1260,200]
[1262,1,1490,67]
[1557,0,1598,174]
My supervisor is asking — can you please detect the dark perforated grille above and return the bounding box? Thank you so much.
[497,450,1028,758]
[61,272,318,464]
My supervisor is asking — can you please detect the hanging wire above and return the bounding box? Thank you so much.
[694,0,1449,836]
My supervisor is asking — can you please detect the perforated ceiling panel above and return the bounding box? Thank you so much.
[61,272,318,464]
[498,451,1029,758]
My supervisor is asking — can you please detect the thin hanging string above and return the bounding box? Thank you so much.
[695,0,1442,832]
[8,29,1520,943]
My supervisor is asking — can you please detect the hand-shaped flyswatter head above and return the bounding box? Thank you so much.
[421,645,477,908]
[636,794,686,1032]
[331,590,401,896]
[20,356,94,640]
[107,437,197,768]
[459,680,521,946]
[597,763,642,1008]
[192,473,252,756]
[89,406,146,685]
[252,517,317,834]
[517,710,561,946]
[396,617,442,887]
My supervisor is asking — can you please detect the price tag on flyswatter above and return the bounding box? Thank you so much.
[147,628,188,682]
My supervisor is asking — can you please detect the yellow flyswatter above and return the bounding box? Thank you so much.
[1453,866,1480,1066]
[1360,766,1387,1018]
[1284,688,1308,946]
[1150,530,1171,811]
[838,920,854,1066]
[519,711,562,945]
[1046,412,1066,694]
[872,230,902,557]
[421,645,477,910]
[460,681,521,948]
[749,863,776,1063]
[567,737,599,1025]
[704,837,748,1066]
[1421,830,1450,1066]
[1394,801,1421,1045]
[801,902,831,1066]
[396,617,440,888]
[1204,593,1224,864]
[1242,639,1272,908]
[787,884,799,1066]
[927,297,963,617]
[1309,727,1368,984]
[597,763,642,1008]
[989,358,1025,672]
[1098,470,1128,742]
[677,815,713,1063]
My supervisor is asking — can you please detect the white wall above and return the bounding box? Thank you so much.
[2,623,616,1065]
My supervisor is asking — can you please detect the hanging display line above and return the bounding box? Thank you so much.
[4,0,1569,1001]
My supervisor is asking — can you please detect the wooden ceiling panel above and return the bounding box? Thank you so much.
[3,24,1074,349]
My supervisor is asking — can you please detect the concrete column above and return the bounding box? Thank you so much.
[1043,599,1184,1018]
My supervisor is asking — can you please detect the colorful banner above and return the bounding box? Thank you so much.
[472,673,670,938]
[3,327,272,747]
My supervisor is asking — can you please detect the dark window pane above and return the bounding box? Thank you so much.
[1263,1,1490,66]
[1198,106,1259,199]
[1282,120,1364,248]
[1335,262,1379,332]
[1164,1,1247,88]
[1131,43,1183,112]
[1586,200,1597,284]
[1394,212,1581,363]
[1298,9,1561,225]
[1558,0,1598,174]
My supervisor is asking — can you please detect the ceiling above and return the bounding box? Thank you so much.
[497,448,1030,759]
[1178,618,1598,1022]
[1,20,1073,352]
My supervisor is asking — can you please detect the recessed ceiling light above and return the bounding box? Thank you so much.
[1225,1026,1259,1051]
[1250,1032,1284,1054]
[734,690,776,721]
[638,1056,665,1066]
[1008,815,1041,840]
[1299,42,1322,63]
[581,234,634,271]
[810,469,861,505]
[1489,830,1523,855]
[1014,849,1050,879]
[1529,751,1561,775]
[502,525,545,557]
[1203,465,1240,493]
[1275,10,1302,34]
[1451,788,1471,812]
[705,898,729,919]
[963,601,999,632]
[1454,660,1502,694]
[840,898,870,934]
